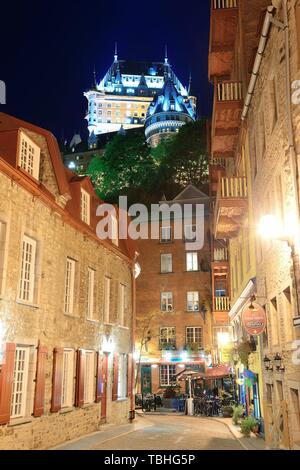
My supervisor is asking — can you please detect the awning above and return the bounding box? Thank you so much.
[176,365,231,381]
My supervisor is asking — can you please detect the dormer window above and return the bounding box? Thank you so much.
[19,131,40,180]
[80,188,90,225]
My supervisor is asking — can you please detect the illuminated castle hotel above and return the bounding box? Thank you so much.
[84,47,196,147]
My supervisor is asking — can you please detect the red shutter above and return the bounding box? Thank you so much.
[51,348,64,413]
[127,353,133,398]
[95,352,103,403]
[33,344,48,417]
[0,343,16,425]
[75,349,85,408]
[112,352,119,401]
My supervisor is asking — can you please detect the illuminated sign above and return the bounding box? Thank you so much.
[242,303,266,336]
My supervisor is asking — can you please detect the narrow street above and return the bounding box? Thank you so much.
[53,414,265,451]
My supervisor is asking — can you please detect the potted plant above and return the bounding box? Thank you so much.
[232,405,245,425]
[240,416,259,437]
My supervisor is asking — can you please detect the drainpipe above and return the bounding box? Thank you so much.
[241,6,275,120]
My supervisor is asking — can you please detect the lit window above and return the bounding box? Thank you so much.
[10,346,30,418]
[19,131,40,180]
[161,254,172,273]
[187,292,200,312]
[84,351,95,404]
[160,226,172,243]
[87,268,96,320]
[19,235,36,303]
[64,258,76,315]
[103,276,111,323]
[61,349,75,408]
[160,365,176,386]
[159,327,176,349]
[118,354,127,399]
[161,292,173,312]
[186,327,203,347]
[80,188,90,225]
[184,224,197,242]
[186,252,198,272]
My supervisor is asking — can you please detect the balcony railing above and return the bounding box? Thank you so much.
[219,176,247,199]
[159,342,176,351]
[214,296,231,311]
[217,82,242,102]
[212,0,238,9]
[214,247,228,262]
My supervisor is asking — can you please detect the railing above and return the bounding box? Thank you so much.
[213,0,238,9]
[219,177,247,198]
[210,157,227,167]
[159,342,176,351]
[214,297,231,311]
[214,247,228,261]
[217,82,242,101]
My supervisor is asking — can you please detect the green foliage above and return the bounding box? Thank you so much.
[240,416,258,437]
[232,405,245,425]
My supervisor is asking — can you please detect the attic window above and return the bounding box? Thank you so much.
[19,131,40,180]
[80,188,90,225]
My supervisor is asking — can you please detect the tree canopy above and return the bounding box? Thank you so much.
[86,119,209,204]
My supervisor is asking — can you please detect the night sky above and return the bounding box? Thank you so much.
[1,0,212,144]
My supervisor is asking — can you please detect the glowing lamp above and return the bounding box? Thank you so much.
[133,351,140,362]
[258,214,282,240]
[164,352,172,362]
[181,351,188,362]
[102,336,114,354]
[217,332,230,347]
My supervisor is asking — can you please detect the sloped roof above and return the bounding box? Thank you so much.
[147,77,192,116]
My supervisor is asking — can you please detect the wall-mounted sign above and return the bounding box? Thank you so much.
[293,316,300,327]
[242,303,266,336]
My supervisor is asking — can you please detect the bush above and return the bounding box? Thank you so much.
[222,405,234,418]
[232,405,245,425]
[240,416,258,437]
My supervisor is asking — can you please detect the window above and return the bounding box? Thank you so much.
[87,268,95,320]
[61,349,75,408]
[283,287,293,343]
[84,351,95,404]
[118,354,127,399]
[186,327,203,347]
[80,189,90,225]
[0,221,6,295]
[161,292,173,312]
[270,297,280,346]
[161,254,172,273]
[187,292,200,312]
[64,258,76,315]
[159,327,176,349]
[160,226,172,243]
[10,347,30,418]
[19,131,40,180]
[184,224,196,242]
[119,283,125,326]
[18,235,37,303]
[103,276,111,323]
[160,365,176,386]
[111,214,118,246]
[186,252,198,272]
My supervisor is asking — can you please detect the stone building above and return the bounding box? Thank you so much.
[209,0,300,449]
[0,112,137,449]
[135,185,215,395]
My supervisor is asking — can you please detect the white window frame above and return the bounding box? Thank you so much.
[18,131,40,180]
[186,252,198,272]
[160,254,172,273]
[87,268,96,320]
[104,276,111,323]
[84,351,95,404]
[61,349,75,408]
[18,235,37,304]
[0,221,7,296]
[184,224,197,242]
[119,283,125,326]
[161,292,173,312]
[111,215,119,246]
[160,226,172,243]
[159,365,176,387]
[10,346,30,419]
[187,291,200,312]
[186,327,203,347]
[160,327,176,348]
[80,188,90,225]
[64,258,76,315]
[117,354,127,400]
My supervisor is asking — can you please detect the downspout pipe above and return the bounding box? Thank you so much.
[241,6,275,120]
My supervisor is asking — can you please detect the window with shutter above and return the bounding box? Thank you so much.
[10,346,30,418]
[117,354,127,400]
[61,349,75,408]
[33,345,48,417]
[112,353,119,401]
[51,348,64,413]
[0,343,16,425]
[75,350,85,408]
[84,351,95,404]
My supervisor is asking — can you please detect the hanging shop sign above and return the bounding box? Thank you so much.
[242,303,266,336]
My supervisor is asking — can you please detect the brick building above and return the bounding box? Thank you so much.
[209,0,300,449]
[135,185,215,395]
[0,113,137,449]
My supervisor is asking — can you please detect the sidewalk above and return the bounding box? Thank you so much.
[211,417,267,451]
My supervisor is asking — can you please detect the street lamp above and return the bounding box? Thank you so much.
[263,355,273,372]
[274,353,285,372]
